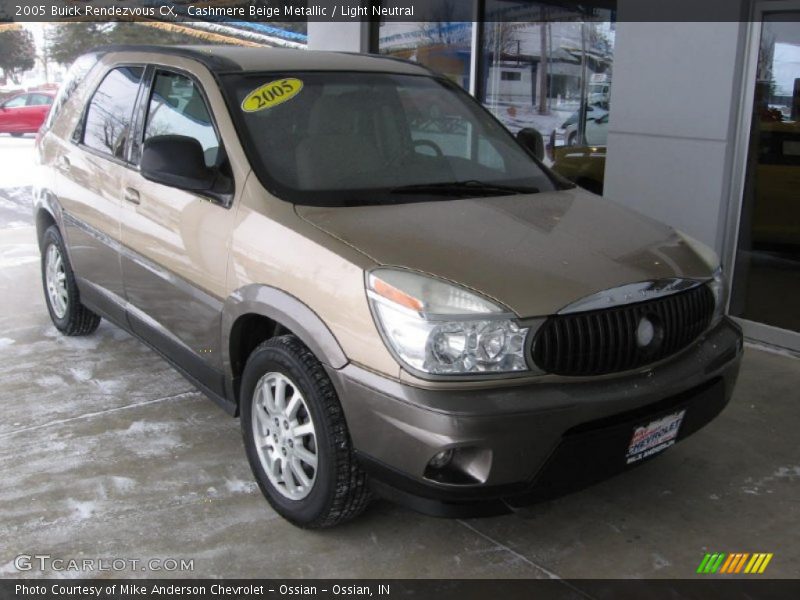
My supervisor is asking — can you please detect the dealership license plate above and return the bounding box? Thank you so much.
[625,410,686,465]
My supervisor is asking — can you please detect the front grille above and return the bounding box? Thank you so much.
[532,283,715,376]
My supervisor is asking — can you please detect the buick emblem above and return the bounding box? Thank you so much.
[636,317,655,348]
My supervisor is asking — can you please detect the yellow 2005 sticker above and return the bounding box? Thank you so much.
[241,78,303,112]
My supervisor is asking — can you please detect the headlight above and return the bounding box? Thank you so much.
[708,265,727,325]
[366,269,530,375]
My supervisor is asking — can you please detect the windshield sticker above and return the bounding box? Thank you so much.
[241,78,303,112]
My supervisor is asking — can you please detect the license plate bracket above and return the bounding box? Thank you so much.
[625,410,686,465]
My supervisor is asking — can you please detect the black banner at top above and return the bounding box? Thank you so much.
[0,0,796,24]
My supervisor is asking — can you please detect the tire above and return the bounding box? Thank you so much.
[10,133,25,138]
[240,335,371,528]
[40,225,101,336]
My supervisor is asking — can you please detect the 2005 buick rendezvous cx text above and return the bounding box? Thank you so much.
[33,46,742,528]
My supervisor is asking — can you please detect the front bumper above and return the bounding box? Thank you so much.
[326,317,743,517]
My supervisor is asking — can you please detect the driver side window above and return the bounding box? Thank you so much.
[143,71,220,168]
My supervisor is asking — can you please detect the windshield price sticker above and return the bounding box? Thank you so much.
[241,78,303,113]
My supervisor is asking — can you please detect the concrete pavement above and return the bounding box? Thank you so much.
[1,137,798,580]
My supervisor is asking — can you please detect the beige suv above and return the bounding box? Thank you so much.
[35,46,743,528]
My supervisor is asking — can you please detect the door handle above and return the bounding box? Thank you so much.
[123,187,140,205]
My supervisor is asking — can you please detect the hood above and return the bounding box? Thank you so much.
[296,189,715,317]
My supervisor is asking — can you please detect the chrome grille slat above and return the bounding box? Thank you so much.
[532,284,715,376]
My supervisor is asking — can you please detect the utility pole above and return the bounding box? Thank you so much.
[578,19,588,145]
[538,6,549,115]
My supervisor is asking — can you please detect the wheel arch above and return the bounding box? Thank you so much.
[34,188,65,250]
[36,207,57,249]
[223,284,348,408]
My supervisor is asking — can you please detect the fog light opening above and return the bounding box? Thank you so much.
[428,449,454,470]
[423,447,492,485]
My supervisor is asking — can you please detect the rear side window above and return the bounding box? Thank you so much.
[83,66,144,160]
[43,53,100,132]
[144,71,220,167]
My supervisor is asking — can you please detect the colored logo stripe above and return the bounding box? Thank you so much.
[697,553,726,573]
[745,553,773,574]
[697,553,773,574]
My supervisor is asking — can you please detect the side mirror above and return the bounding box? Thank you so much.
[141,135,215,192]
[516,128,545,161]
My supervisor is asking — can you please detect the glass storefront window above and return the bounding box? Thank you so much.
[731,13,800,335]
[378,21,474,90]
[480,3,614,144]
[377,2,615,194]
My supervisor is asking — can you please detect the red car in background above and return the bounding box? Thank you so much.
[0,90,55,136]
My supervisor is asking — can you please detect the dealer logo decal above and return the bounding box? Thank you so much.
[696,552,773,574]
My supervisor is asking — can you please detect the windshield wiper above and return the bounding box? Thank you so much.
[390,180,539,197]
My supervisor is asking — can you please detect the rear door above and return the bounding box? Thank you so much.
[119,66,236,396]
[55,65,145,323]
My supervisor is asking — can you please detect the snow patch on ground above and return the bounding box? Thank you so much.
[59,335,103,351]
[121,420,181,457]
[69,366,93,382]
[5,220,31,229]
[651,553,671,570]
[67,499,96,521]
[125,421,174,435]
[774,465,800,479]
[111,476,136,492]
[740,465,800,495]
[225,478,257,494]
[0,242,38,268]
[35,374,66,387]
[0,560,19,576]
[93,379,125,394]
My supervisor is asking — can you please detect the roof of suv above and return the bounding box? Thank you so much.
[91,45,434,76]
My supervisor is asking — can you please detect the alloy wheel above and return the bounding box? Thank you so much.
[251,372,318,500]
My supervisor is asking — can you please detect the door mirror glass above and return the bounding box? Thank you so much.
[516,127,545,160]
[141,135,215,191]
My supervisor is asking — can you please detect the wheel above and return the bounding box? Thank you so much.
[567,131,578,146]
[10,133,25,138]
[41,226,101,336]
[240,335,371,528]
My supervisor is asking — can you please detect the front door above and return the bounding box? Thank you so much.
[120,68,235,395]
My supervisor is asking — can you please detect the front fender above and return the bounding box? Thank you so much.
[222,284,349,403]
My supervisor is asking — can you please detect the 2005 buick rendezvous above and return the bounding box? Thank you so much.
[35,46,742,527]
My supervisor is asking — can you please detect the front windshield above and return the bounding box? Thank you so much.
[223,71,559,206]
